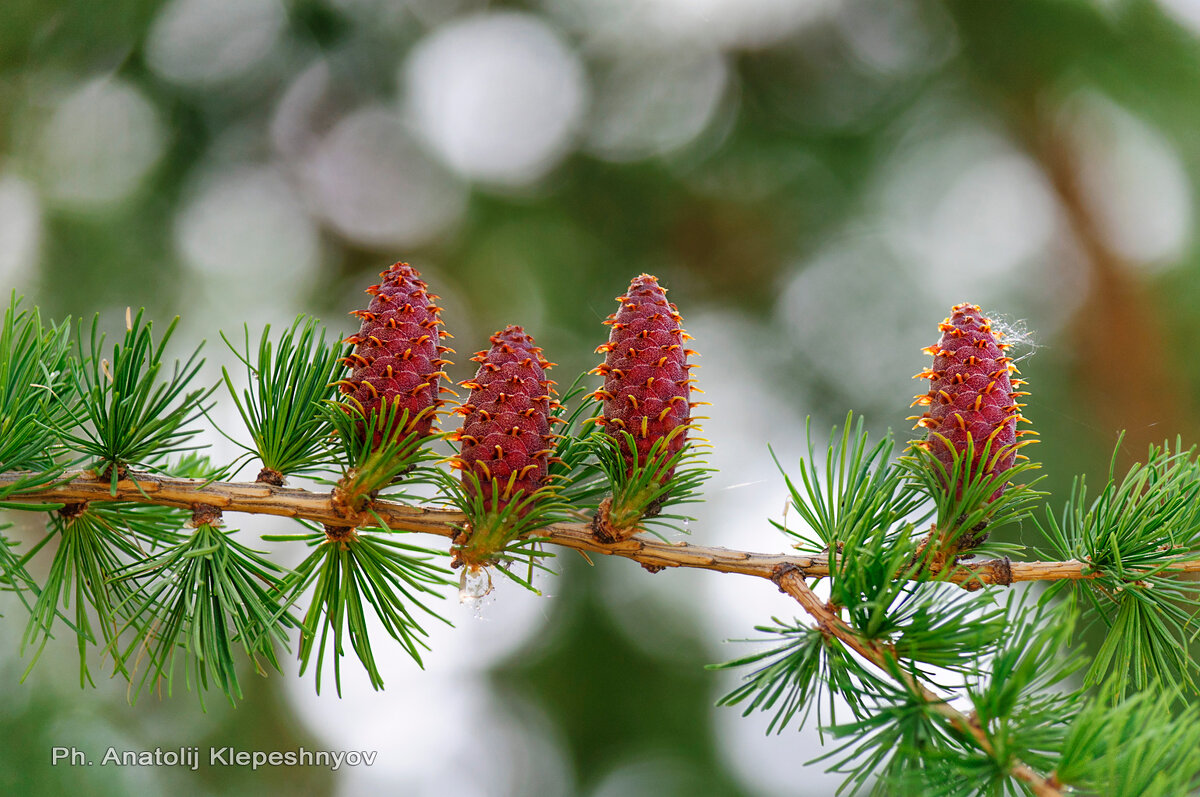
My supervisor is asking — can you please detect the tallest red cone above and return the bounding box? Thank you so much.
[338,262,452,446]
[593,274,697,477]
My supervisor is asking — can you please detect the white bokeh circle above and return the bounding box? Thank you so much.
[0,175,42,284]
[146,0,287,86]
[38,77,165,209]
[175,165,320,298]
[301,107,467,247]
[404,12,587,186]
[586,50,730,162]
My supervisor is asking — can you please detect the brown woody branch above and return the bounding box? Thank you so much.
[5,469,1200,587]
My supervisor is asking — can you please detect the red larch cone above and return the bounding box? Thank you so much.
[911,302,1031,498]
[337,262,453,447]
[592,274,698,481]
[451,325,557,516]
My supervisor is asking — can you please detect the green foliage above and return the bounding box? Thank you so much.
[711,618,894,734]
[57,310,214,491]
[0,296,75,595]
[827,522,1006,675]
[109,523,297,710]
[1039,437,1200,571]
[0,293,75,496]
[900,432,1044,556]
[6,297,1200,795]
[718,597,1082,797]
[1038,438,1200,696]
[590,424,713,536]
[220,317,347,481]
[10,0,1200,790]
[716,417,1200,794]
[770,415,1007,672]
[820,681,967,797]
[721,419,1080,795]
[441,468,565,592]
[886,584,1007,675]
[21,503,183,687]
[323,398,440,503]
[271,525,452,695]
[1056,689,1200,796]
[773,413,927,554]
[547,375,607,508]
[960,599,1081,781]
[0,523,37,603]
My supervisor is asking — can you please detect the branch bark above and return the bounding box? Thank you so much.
[5,469,1200,587]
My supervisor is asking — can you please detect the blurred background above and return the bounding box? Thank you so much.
[4,0,1200,794]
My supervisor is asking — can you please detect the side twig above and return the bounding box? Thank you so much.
[772,567,1064,797]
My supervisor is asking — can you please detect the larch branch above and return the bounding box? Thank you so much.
[5,469,1200,588]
